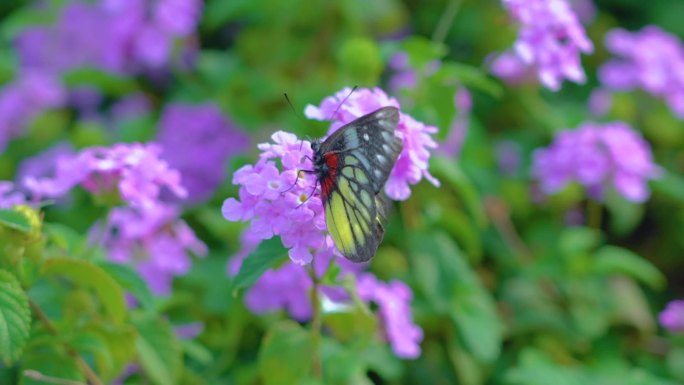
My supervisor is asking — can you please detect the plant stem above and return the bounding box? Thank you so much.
[586,199,602,229]
[309,259,323,379]
[432,0,463,43]
[29,300,104,385]
[23,370,87,385]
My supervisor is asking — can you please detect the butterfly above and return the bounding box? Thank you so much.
[311,107,403,262]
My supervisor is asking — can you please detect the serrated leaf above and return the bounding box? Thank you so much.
[258,321,313,385]
[97,262,155,312]
[0,270,31,365]
[232,237,287,293]
[41,258,126,324]
[133,317,182,385]
[593,246,665,290]
[0,209,32,233]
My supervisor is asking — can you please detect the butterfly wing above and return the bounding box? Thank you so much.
[318,107,402,262]
[319,107,402,194]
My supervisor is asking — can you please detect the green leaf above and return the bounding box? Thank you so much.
[401,36,447,69]
[431,156,487,228]
[653,170,684,203]
[70,324,137,382]
[0,209,31,233]
[593,246,666,290]
[258,321,313,385]
[409,231,502,363]
[20,348,84,385]
[63,67,138,97]
[436,62,503,98]
[97,262,156,312]
[0,270,31,365]
[232,237,287,293]
[133,317,182,385]
[558,227,601,258]
[41,258,127,324]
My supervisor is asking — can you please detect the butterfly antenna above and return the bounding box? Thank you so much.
[328,85,358,121]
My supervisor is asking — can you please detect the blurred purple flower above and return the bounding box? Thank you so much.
[569,0,596,24]
[305,87,440,200]
[492,0,593,91]
[228,245,422,359]
[388,52,441,94]
[157,103,249,202]
[100,203,207,295]
[588,88,613,118]
[496,140,523,176]
[25,142,187,209]
[599,26,684,118]
[0,182,27,208]
[357,273,423,358]
[110,93,152,123]
[0,72,65,151]
[17,142,74,191]
[659,300,684,333]
[440,87,472,157]
[532,121,662,203]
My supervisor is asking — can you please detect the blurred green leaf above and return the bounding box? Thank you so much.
[63,68,138,97]
[97,262,156,312]
[558,227,602,258]
[258,320,313,385]
[401,36,447,69]
[0,270,31,365]
[431,155,487,228]
[133,316,182,385]
[652,171,684,203]
[593,246,666,290]
[0,209,31,233]
[232,237,287,293]
[337,37,383,85]
[436,62,503,98]
[20,348,84,385]
[41,258,127,324]
[409,231,501,363]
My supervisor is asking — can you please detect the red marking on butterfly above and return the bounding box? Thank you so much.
[320,152,339,199]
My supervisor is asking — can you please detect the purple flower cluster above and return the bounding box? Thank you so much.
[440,87,472,157]
[659,300,684,333]
[0,72,65,151]
[101,204,207,295]
[532,122,661,203]
[305,87,440,200]
[223,88,431,358]
[228,249,423,358]
[0,182,27,209]
[25,142,187,209]
[356,274,424,358]
[598,26,684,118]
[157,103,249,202]
[16,0,202,74]
[491,0,594,91]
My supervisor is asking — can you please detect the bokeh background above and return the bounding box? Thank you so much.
[1,0,684,384]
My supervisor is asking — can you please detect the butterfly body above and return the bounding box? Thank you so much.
[312,106,402,262]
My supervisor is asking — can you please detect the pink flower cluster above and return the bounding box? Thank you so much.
[532,121,662,203]
[223,87,432,358]
[491,0,594,90]
[101,204,207,295]
[25,142,186,209]
[304,87,440,200]
[659,300,684,333]
[598,26,684,118]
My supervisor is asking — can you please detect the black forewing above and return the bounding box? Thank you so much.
[319,107,403,194]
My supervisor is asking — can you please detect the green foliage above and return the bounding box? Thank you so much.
[258,321,313,385]
[0,270,31,365]
[133,317,183,385]
[232,237,288,293]
[41,257,127,325]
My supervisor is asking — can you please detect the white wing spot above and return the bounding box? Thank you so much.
[363,133,370,141]
[381,131,393,142]
[382,144,391,153]
[376,154,386,164]
[374,169,382,178]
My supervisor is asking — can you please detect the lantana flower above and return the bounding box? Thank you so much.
[532,121,662,203]
[491,0,594,91]
[223,87,433,358]
[598,26,684,119]
[659,300,684,333]
[25,142,186,209]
